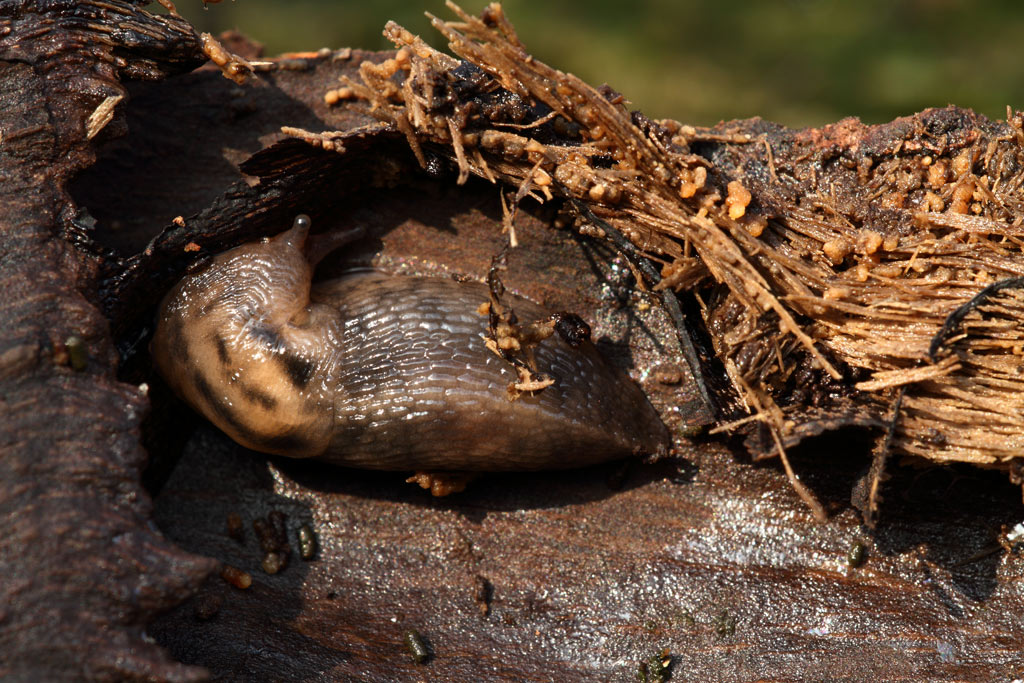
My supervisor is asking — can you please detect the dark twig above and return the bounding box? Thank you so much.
[862,386,905,527]
[569,198,718,416]
[929,276,1024,360]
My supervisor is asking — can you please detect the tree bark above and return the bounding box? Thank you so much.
[0,3,219,680]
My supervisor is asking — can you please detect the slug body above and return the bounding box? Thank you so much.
[152,220,670,471]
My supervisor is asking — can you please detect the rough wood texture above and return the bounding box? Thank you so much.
[341,5,1024,499]
[3,2,1024,681]
[0,2,215,681]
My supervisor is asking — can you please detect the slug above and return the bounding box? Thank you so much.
[151,216,670,472]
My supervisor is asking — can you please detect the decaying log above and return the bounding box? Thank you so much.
[3,1,1024,680]
[325,3,1024,523]
[0,2,217,681]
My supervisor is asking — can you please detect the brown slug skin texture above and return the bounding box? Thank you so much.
[151,219,671,471]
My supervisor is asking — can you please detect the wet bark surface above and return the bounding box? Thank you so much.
[2,2,1023,681]
[0,2,216,681]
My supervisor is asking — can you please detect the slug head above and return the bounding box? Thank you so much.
[151,216,343,458]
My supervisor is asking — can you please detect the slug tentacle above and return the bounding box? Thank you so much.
[153,218,671,472]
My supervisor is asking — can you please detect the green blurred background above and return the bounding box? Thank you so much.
[180,0,1024,128]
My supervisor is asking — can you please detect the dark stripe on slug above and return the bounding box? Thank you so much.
[279,352,315,389]
[213,334,231,365]
[192,372,305,453]
[175,339,192,368]
[250,324,283,351]
[240,383,277,409]
[193,371,253,437]
[192,370,218,406]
